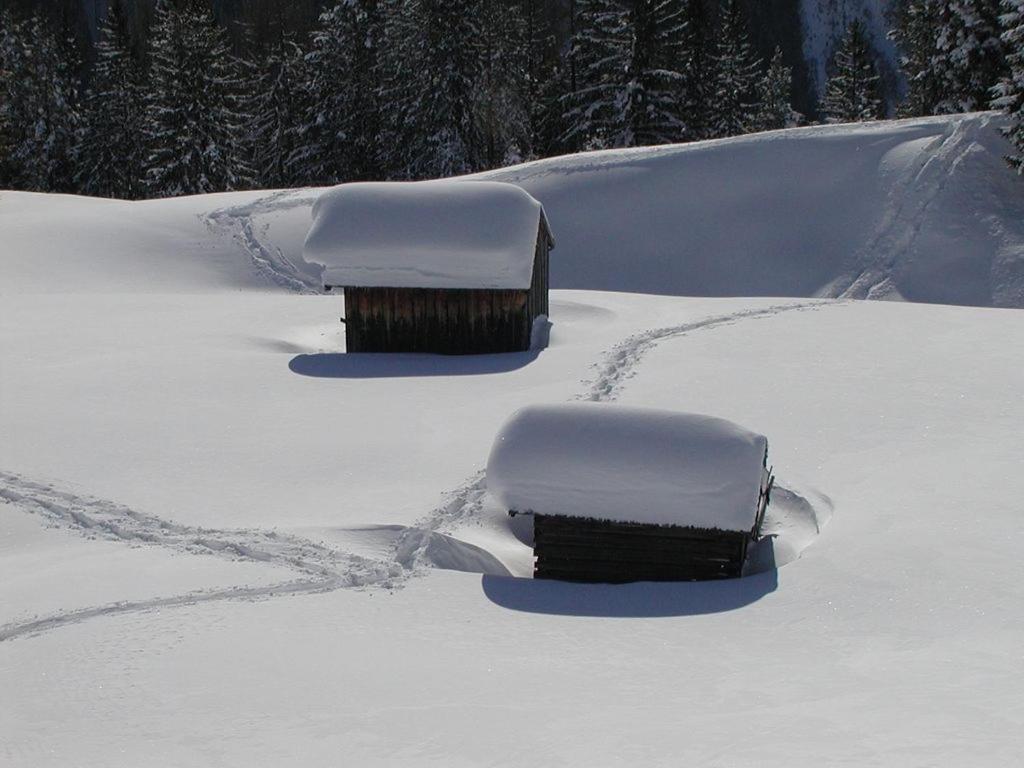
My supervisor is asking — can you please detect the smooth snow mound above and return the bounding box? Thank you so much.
[484,113,1024,308]
[486,404,768,532]
[304,180,548,290]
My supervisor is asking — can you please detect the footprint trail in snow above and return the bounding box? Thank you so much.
[1,295,837,640]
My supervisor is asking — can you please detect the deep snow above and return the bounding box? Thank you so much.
[305,181,546,289]
[2,114,1024,766]
[486,404,769,531]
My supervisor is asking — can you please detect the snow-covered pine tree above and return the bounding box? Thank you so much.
[681,0,715,140]
[519,0,562,159]
[143,0,255,197]
[560,0,630,150]
[76,0,147,199]
[562,0,689,150]
[0,10,19,187]
[474,0,531,169]
[382,0,483,178]
[626,0,689,146]
[823,18,883,123]
[890,0,943,117]
[933,0,1007,113]
[709,0,762,138]
[250,25,309,188]
[295,0,386,184]
[757,46,797,131]
[992,0,1024,172]
[0,13,81,192]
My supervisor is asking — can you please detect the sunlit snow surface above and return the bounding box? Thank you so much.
[305,180,546,289]
[2,114,1023,766]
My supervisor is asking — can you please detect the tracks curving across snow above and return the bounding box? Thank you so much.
[399,300,835,567]
[577,301,827,403]
[0,471,402,642]
[2,300,839,640]
[205,189,322,294]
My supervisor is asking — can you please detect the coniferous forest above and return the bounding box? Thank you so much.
[1,0,1022,200]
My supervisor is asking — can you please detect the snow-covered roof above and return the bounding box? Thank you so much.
[486,404,769,532]
[303,181,552,290]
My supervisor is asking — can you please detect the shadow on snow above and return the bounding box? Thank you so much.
[289,351,541,379]
[480,538,778,618]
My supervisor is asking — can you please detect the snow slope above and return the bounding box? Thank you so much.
[2,115,1024,766]
[3,113,1021,307]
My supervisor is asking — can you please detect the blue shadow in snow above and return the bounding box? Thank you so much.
[288,350,540,379]
[481,538,778,618]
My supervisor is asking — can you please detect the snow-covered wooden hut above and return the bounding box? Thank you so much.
[486,404,773,583]
[303,181,554,355]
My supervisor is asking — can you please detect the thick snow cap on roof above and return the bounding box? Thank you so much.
[486,404,769,532]
[304,180,550,290]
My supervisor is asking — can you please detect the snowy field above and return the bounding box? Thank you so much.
[2,114,1023,766]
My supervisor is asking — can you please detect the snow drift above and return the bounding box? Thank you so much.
[484,113,1024,307]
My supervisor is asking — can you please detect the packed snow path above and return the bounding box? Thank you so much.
[0,471,402,642]
[205,190,321,294]
[1,301,833,641]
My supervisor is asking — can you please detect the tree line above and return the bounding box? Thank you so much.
[1,0,1022,201]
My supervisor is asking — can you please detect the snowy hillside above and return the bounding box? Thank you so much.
[2,116,1024,766]
[5,113,1020,307]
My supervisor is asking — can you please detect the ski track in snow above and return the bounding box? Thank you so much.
[836,116,983,300]
[0,471,402,642]
[205,189,322,294]
[576,301,828,403]
[1,263,837,641]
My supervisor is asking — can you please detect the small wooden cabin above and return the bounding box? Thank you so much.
[303,180,554,355]
[486,404,773,583]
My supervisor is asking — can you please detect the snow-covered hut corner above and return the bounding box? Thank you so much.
[486,404,773,582]
[302,180,554,355]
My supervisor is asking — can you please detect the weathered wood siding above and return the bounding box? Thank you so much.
[341,222,551,355]
[344,287,531,354]
[532,514,750,583]
[527,226,550,321]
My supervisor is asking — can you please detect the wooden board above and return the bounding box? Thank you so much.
[532,514,750,583]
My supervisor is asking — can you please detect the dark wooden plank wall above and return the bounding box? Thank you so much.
[526,227,550,322]
[533,514,750,583]
[342,222,550,355]
[344,287,531,354]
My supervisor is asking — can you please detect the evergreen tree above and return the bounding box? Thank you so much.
[626,0,689,146]
[143,0,255,197]
[0,10,20,187]
[76,1,147,199]
[562,0,689,150]
[0,13,80,192]
[519,0,562,159]
[384,0,482,178]
[293,0,389,184]
[560,0,630,150]
[681,0,715,140]
[474,0,532,168]
[709,0,761,138]
[250,28,308,188]
[757,46,797,131]
[933,0,1006,113]
[823,19,883,123]
[890,0,943,117]
[992,0,1024,172]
